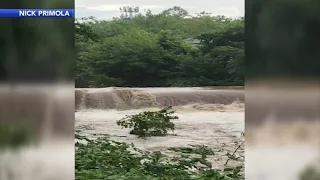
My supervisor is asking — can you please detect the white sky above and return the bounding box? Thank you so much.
[75,0,244,20]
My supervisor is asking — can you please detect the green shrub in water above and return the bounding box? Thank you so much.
[117,106,178,137]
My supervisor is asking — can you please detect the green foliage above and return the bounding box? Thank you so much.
[75,133,244,180]
[169,145,215,158]
[117,107,178,137]
[75,17,100,43]
[75,7,244,87]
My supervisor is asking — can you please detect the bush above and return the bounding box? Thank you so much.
[75,133,244,180]
[168,145,215,158]
[116,106,178,137]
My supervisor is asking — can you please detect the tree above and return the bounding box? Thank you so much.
[161,6,190,18]
[75,7,245,87]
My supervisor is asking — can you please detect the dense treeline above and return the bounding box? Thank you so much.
[75,6,244,87]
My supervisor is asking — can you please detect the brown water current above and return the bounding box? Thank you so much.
[75,87,245,169]
[245,84,320,180]
[4,86,319,180]
[0,85,74,180]
[75,87,244,110]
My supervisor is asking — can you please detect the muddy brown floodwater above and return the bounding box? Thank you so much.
[75,87,245,169]
[1,86,318,180]
[246,85,320,180]
[76,109,245,168]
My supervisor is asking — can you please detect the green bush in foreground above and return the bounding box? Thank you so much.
[75,133,244,180]
[169,145,215,157]
[116,107,178,137]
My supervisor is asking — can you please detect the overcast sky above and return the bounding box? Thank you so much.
[75,0,244,20]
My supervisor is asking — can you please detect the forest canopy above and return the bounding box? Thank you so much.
[75,6,244,88]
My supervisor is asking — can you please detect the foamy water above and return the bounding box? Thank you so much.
[75,87,244,110]
[2,85,318,180]
[245,121,320,180]
[75,108,245,168]
[75,87,246,168]
[75,86,319,179]
[245,85,320,180]
[0,141,74,180]
[246,145,319,180]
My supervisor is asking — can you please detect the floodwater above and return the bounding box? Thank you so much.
[246,122,320,180]
[75,87,320,180]
[246,144,320,180]
[76,109,245,169]
[75,87,245,169]
[1,86,245,180]
[1,86,318,180]
[245,85,320,180]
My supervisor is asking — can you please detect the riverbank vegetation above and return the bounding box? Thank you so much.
[75,6,244,88]
[75,132,244,180]
[76,107,245,180]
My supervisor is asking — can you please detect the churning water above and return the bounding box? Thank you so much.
[76,109,245,169]
[1,86,318,180]
[75,87,245,169]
